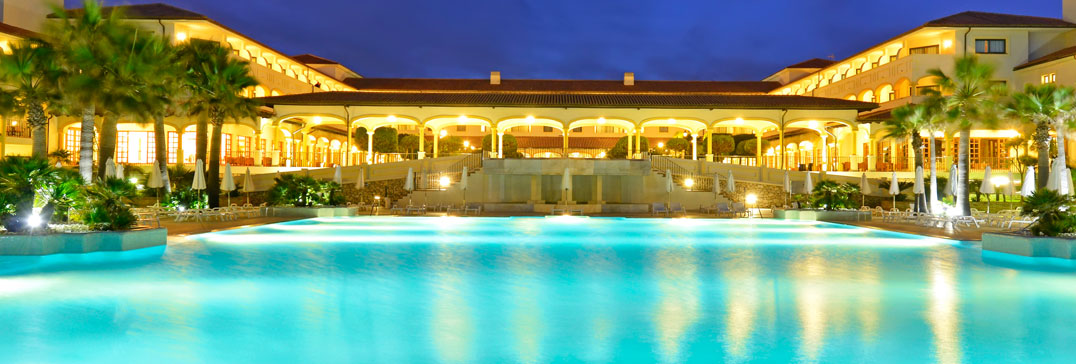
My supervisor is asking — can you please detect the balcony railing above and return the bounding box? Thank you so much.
[6,125,31,138]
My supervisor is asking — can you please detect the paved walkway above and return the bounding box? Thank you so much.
[838,220,1007,241]
[159,216,304,237]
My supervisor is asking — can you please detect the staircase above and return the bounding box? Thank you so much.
[413,152,483,191]
[651,155,716,192]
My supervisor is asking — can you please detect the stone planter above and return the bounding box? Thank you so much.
[0,228,167,256]
[774,209,871,222]
[269,206,358,218]
[982,232,1076,259]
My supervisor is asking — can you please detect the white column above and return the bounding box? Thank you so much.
[433,128,440,159]
[691,134,698,161]
[820,134,829,171]
[497,132,504,158]
[417,127,425,160]
[850,126,860,171]
[366,131,374,164]
[626,130,633,159]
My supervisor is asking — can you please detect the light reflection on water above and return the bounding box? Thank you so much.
[1,217,1075,363]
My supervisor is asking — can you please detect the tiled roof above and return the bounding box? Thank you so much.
[1014,46,1076,70]
[292,54,340,65]
[784,58,837,69]
[0,22,39,39]
[259,91,879,110]
[344,78,782,94]
[53,3,209,20]
[858,108,893,122]
[924,11,1075,28]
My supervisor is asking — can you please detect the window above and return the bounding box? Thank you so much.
[975,39,1006,54]
[182,132,196,164]
[659,127,669,133]
[64,128,80,154]
[1042,73,1057,84]
[543,126,553,133]
[222,133,232,158]
[456,125,467,132]
[168,132,179,164]
[116,131,155,164]
[908,45,939,55]
[237,136,250,157]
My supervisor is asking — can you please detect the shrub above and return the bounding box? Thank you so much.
[164,188,208,210]
[737,138,768,156]
[607,136,649,159]
[78,177,137,231]
[373,127,398,153]
[398,134,420,154]
[43,168,84,223]
[710,134,735,156]
[1021,189,1076,237]
[0,157,60,233]
[810,180,860,211]
[482,134,522,158]
[267,174,343,207]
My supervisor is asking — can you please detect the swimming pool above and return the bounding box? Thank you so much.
[2,217,1074,363]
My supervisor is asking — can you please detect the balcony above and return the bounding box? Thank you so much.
[810,53,952,99]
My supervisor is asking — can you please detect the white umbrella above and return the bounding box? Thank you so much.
[980,166,995,213]
[192,159,207,209]
[913,166,925,194]
[461,166,469,207]
[115,163,124,180]
[104,158,115,179]
[1021,167,1036,197]
[147,161,163,189]
[783,170,792,206]
[1065,168,1074,196]
[356,168,366,189]
[1047,159,1062,191]
[404,167,415,205]
[726,170,736,194]
[564,167,574,208]
[888,170,899,209]
[333,164,343,184]
[945,165,957,197]
[713,172,722,198]
[192,159,207,190]
[802,172,813,195]
[242,167,255,204]
[222,163,236,207]
[860,173,872,207]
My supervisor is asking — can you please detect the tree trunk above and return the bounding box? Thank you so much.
[1035,122,1050,189]
[912,131,925,212]
[196,117,208,167]
[1056,122,1067,170]
[956,128,971,216]
[27,102,48,159]
[154,115,171,193]
[928,133,937,213]
[208,119,222,208]
[78,106,96,182]
[96,114,118,179]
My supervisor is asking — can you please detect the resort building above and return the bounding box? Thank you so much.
[2,0,1076,178]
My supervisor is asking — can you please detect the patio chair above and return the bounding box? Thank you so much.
[464,203,482,216]
[715,202,733,217]
[731,202,748,218]
[651,202,669,216]
[670,203,687,216]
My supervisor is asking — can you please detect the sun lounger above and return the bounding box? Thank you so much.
[651,202,669,216]
[670,203,687,216]
[731,202,748,217]
[464,203,482,216]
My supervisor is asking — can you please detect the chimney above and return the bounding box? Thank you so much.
[490,71,501,85]
[1066,0,1076,23]
[623,72,635,86]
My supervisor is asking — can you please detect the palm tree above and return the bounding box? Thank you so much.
[46,0,140,182]
[0,40,63,158]
[929,56,1004,216]
[1006,84,1072,189]
[179,40,259,208]
[885,104,927,211]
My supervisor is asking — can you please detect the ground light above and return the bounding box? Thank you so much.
[746,193,759,218]
[684,178,695,191]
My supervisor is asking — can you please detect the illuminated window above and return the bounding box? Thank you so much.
[237,136,250,157]
[222,133,232,158]
[1041,73,1057,84]
[64,128,81,161]
[974,39,1006,54]
[168,132,179,164]
[116,131,155,164]
[182,131,196,163]
[908,45,939,55]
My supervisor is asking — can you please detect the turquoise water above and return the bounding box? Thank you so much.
[2,217,1075,363]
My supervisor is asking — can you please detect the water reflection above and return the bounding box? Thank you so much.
[722,248,760,361]
[927,249,961,364]
[507,246,545,364]
[793,250,827,363]
[430,245,474,363]
[856,251,881,343]
[653,246,699,364]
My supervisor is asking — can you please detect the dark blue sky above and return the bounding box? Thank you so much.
[85,0,1059,80]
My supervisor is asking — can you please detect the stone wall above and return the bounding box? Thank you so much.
[223,179,408,207]
[718,181,786,207]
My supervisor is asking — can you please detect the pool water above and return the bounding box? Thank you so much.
[2,217,1075,363]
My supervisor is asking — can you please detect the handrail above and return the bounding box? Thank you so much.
[651,155,716,192]
[415,152,482,190]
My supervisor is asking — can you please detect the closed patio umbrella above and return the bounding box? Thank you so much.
[783,170,792,206]
[404,167,415,205]
[104,158,115,179]
[1005,170,1015,196]
[726,170,736,194]
[242,167,255,204]
[333,164,343,184]
[913,166,925,212]
[564,167,574,209]
[713,172,722,198]
[148,161,163,204]
[461,166,469,207]
[222,163,236,206]
[1047,158,1063,191]
[980,166,995,213]
[115,163,125,180]
[945,165,957,197]
[888,170,899,209]
[192,159,207,208]
[860,172,872,207]
[802,172,813,195]
[356,168,366,189]
[1021,167,1036,197]
[1065,168,1074,196]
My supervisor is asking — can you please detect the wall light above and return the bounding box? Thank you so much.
[439,175,451,188]
[684,178,695,189]
[942,39,953,49]
[175,32,188,42]
[387,115,397,122]
[597,117,606,124]
[746,193,758,205]
[439,129,447,138]
[313,116,322,123]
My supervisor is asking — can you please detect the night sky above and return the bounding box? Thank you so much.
[80,0,1059,81]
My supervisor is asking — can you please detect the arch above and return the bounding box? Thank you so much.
[711,117,779,133]
[496,116,564,133]
[876,84,894,103]
[798,141,814,150]
[423,115,494,131]
[567,117,635,132]
[640,117,707,135]
[329,139,342,150]
[915,76,939,96]
[270,89,281,97]
[276,113,347,129]
[845,94,857,101]
[350,114,420,131]
[253,86,267,98]
[894,78,912,99]
[859,89,875,102]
